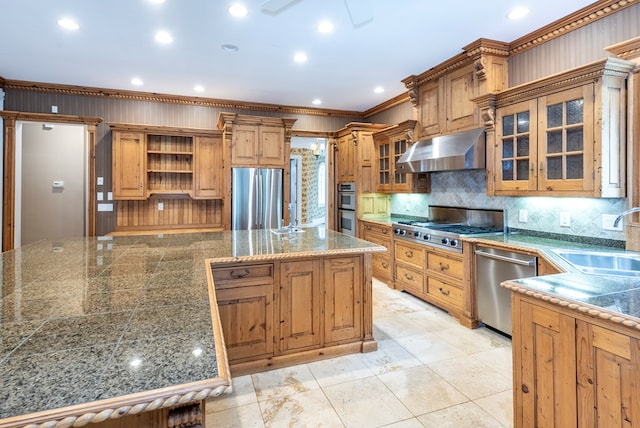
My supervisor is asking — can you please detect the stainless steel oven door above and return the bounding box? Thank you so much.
[338,191,356,210]
[338,209,357,236]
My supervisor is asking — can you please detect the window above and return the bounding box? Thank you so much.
[318,162,326,207]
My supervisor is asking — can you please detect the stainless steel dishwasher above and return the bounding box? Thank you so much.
[475,246,537,336]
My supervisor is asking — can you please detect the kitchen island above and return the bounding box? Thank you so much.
[0,227,383,428]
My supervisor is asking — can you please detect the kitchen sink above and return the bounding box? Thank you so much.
[552,249,640,277]
[271,227,305,235]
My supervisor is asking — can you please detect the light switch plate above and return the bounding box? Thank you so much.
[158,202,164,211]
[518,209,528,223]
[97,176,104,186]
[560,212,571,227]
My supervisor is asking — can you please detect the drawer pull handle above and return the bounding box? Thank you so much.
[405,251,413,258]
[522,384,529,394]
[439,262,449,271]
[438,287,450,296]
[382,229,388,234]
[404,273,414,281]
[229,269,250,279]
[381,262,389,269]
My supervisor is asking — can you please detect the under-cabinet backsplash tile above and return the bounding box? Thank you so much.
[390,170,627,241]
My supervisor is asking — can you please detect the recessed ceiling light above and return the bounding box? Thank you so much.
[374,86,384,94]
[228,3,248,17]
[312,99,322,105]
[507,7,530,20]
[221,44,239,52]
[193,85,205,93]
[131,78,144,86]
[316,21,334,33]
[155,30,173,44]
[57,18,79,30]
[294,52,308,63]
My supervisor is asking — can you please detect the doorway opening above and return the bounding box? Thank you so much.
[290,137,328,227]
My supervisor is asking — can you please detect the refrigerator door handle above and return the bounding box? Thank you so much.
[257,170,263,228]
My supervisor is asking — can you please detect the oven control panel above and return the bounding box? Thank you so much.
[393,225,462,252]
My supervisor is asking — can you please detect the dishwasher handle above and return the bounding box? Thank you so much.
[474,249,536,267]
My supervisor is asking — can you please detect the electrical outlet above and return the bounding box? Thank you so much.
[158,202,164,211]
[51,105,58,114]
[560,212,571,227]
[518,209,528,223]
[602,214,623,231]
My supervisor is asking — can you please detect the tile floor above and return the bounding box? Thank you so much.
[205,279,514,427]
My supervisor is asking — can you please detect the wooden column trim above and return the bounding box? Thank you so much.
[0,111,102,251]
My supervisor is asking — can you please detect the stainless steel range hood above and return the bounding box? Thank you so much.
[396,128,486,173]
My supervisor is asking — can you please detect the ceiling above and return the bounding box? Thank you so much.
[0,0,597,112]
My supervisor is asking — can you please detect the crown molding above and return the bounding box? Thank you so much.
[606,35,640,62]
[0,110,102,126]
[2,79,363,120]
[509,0,638,55]
[363,91,411,118]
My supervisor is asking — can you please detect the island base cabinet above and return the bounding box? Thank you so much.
[324,256,362,344]
[278,260,322,353]
[513,293,640,428]
[216,285,274,362]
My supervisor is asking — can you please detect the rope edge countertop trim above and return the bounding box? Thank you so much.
[207,245,387,265]
[502,281,640,331]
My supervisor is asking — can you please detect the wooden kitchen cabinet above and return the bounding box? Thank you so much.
[425,250,464,313]
[324,256,363,344]
[373,120,430,193]
[146,133,194,197]
[493,58,633,197]
[512,293,640,428]
[402,39,509,139]
[217,114,297,169]
[278,259,322,353]
[112,131,146,200]
[334,123,388,187]
[394,240,425,296]
[193,135,223,199]
[360,221,393,286]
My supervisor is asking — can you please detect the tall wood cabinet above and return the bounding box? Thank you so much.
[402,39,509,140]
[512,293,640,428]
[373,120,430,193]
[488,58,634,197]
[112,131,146,200]
[333,123,388,188]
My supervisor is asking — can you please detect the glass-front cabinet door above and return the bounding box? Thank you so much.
[393,138,410,191]
[538,84,594,193]
[495,100,538,193]
[376,140,391,192]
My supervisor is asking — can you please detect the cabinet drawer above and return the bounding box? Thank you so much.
[212,263,274,288]
[427,252,463,280]
[395,242,424,269]
[363,222,392,236]
[372,254,392,279]
[427,277,463,310]
[364,232,391,256]
[395,263,424,292]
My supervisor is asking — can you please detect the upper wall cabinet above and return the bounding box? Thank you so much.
[481,58,634,197]
[333,123,388,188]
[217,113,297,169]
[373,120,430,194]
[403,39,509,140]
[110,123,223,200]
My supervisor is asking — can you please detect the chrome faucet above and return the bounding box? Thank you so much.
[613,207,640,228]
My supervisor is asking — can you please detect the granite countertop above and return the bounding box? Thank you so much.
[0,227,383,426]
[466,233,640,329]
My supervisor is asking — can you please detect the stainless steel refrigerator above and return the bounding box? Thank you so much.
[232,168,283,230]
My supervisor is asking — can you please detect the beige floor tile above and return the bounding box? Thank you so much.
[417,402,503,427]
[259,388,345,428]
[307,353,376,387]
[252,364,320,402]
[381,418,426,428]
[394,332,466,364]
[402,308,460,333]
[358,339,422,375]
[433,326,510,355]
[378,365,468,416]
[474,389,514,427]
[323,376,412,428]
[373,323,390,341]
[374,315,434,339]
[427,355,512,400]
[205,402,265,428]
[206,374,257,413]
[472,347,513,380]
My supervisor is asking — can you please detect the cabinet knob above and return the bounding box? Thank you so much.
[521,384,529,394]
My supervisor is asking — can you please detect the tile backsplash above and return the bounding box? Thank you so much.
[390,170,627,241]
